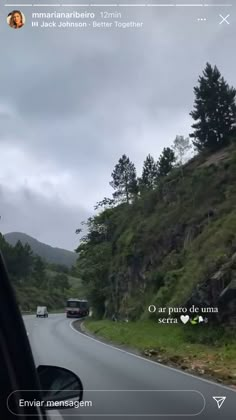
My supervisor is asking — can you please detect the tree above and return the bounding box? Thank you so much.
[139,154,158,191]
[157,147,176,178]
[49,263,69,274]
[0,233,10,255]
[173,136,192,178]
[10,241,33,280]
[52,273,70,291]
[190,63,236,152]
[110,154,138,204]
[173,136,192,166]
[33,256,46,288]
[94,197,115,211]
[76,240,111,318]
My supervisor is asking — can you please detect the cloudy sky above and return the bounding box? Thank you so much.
[0,0,235,250]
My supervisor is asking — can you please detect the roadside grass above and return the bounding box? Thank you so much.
[85,319,182,351]
[84,319,236,384]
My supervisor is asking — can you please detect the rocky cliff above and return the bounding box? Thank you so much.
[76,144,236,323]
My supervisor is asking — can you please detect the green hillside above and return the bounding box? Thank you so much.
[76,144,236,384]
[73,63,236,384]
[74,63,236,323]
[76,144,236,321]
[4,232,77,268]
[46,269,85,299]
[0,235,84,311]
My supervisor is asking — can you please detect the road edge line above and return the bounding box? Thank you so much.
[69,320,236,394]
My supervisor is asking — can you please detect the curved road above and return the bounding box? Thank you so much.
[24,314,236,420]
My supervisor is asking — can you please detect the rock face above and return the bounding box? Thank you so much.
[185,253,236,324]
[105,227,236,322]
[218,279,236,324]
[79,144,236,322]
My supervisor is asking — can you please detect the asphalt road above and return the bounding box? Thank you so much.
[24,314,236,420]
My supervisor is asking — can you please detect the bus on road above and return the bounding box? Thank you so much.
[66,298,89,318]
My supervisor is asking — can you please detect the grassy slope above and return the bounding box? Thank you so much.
[82,144,236,385]
[84,319,236,385]
[107,144,236,316]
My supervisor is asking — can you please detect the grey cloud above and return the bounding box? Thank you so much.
[0,185,90,251]
[0,1,235,248]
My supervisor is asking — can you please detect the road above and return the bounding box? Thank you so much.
[24,314,236,420]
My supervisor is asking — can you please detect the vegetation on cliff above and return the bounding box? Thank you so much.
[75,63,236,322]
[0,234,83,311]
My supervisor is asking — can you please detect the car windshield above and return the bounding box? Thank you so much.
[67,302,79,308]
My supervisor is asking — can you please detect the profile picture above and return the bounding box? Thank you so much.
[7,10,25,29]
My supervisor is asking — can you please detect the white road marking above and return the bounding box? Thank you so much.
[69,321,236,394]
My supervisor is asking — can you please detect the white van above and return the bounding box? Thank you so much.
[36,306,48,318]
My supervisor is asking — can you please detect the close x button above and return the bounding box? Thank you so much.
[219,14,230,25]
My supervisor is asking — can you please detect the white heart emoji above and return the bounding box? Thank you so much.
[180,315,189,324]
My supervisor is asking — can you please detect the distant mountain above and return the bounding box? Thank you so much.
[4,232,77,268]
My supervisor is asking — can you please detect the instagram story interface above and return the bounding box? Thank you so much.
[0,0,236,419]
